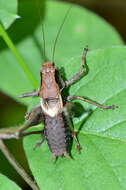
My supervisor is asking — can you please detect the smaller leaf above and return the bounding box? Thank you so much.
[0,174,21,190]
[0,0,19,29]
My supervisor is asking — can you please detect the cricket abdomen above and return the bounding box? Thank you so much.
[44,113,71,157]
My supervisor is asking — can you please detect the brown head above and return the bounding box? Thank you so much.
[40,62,56,74]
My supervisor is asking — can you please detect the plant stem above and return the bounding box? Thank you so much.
[0,23,38,88]
[0,140,40,190]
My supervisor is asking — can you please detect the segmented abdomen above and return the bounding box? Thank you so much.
[44,113,71,157]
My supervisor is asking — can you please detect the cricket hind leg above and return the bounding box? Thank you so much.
[63,103,82,153]
[25,105,45,149]
[65,46,88,87]
[0,104,44,140]
[19,90,39,98]
[0,124,43,140]
[25,104,44,126]
[19,104,44,132]
[19,104,44,137]
[20,105,45,149]
[66,96,118,110]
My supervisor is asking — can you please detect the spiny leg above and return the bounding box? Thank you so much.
[25,104,44,126]
[19,90,39,98]
[0,105,44,140]
[65,46,88,87]
[0,122,37,140]
[18,104,44,134]
[20,130,42,137]
[0,124,42,140]
[63,103,81,153]
[67,96,118,110]
[26,105,44,149]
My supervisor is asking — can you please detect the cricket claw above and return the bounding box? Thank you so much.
[107,104,118,110]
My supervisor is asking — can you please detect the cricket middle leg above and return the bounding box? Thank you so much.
[66,96,118,110]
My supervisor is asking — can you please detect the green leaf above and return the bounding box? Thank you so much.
[24,46,126,190]
[0,174,21,190]
[0,0,18,29]
[0,0,123,103]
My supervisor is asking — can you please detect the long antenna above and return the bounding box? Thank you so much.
[41,24,46,62]
[52,6,72,63]
[36,0,46,62]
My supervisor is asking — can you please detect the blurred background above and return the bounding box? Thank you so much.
[61,0,126,41]
[0,0,125,189]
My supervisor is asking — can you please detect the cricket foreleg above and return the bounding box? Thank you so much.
[67,96,118,110]
[65,46,88,87]
[19,90,39,98]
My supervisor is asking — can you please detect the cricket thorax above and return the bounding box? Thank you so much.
[40,95,63,117]
[40,62,63,117]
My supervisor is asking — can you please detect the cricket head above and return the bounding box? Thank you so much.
[40,62,56,74]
